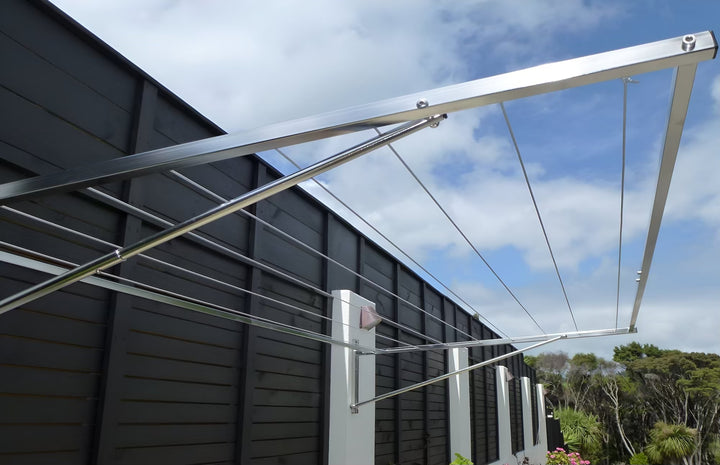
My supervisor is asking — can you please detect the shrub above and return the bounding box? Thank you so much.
[628,452,648,464]
[546,447,591,465]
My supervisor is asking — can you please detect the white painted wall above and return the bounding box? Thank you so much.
[328,290,376,465]
[447,348,471,461]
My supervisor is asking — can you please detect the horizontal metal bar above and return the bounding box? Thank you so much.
[0,32,715,203]
[0,117,442,315]
[0,247,378,354]
[351,336,562,409]
[377,327,634,354]
[629,64,698,331]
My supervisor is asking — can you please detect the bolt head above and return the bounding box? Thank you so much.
[682,34,696,51]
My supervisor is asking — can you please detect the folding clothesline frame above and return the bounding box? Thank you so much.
[0,32,717,360]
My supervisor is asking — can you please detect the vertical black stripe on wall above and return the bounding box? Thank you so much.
[393,262,402,464]
[235,160,263,465]
[441,297,452,465]
[422,283,430,465]
[92,79,157,465]
[320,210,332,465]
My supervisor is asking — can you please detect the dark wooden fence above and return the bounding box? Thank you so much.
[0,1,537,464]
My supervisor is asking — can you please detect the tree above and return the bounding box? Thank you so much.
[644,422,696,465]
[532,344,720,465]
[528,352,569,409]
[597,361,636,458]
[624,350,720,464]
[554,407,603,463]
[613,342,662,364]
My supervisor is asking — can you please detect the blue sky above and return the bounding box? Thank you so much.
[50,0,720,359]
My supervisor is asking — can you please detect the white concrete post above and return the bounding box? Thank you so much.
[536,384,548,455]
[328,290,376,465]
[520,377,534,462]
[447,348,471,461]
[496,365,512,463]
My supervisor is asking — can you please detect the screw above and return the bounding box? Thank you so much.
[416,98,429,109]
[682,35,696,52]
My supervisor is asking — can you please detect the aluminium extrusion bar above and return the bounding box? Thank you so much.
[0,247,379,354]
[351,336,563,410]
[629,64,698,331]
[0,116,444,315]
[377,327,634,354]
[0,32,715,203]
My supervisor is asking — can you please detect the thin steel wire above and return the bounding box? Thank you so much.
[616,78,631,329]
[168,170,478,342]
[499,102,579,332]
[93,182,445,345]
[274,147,503,335]
[0,117,442,316]
[267,151,493,339]
[0,208,417,349]
[373,129,545,335]
[0,241,383,352]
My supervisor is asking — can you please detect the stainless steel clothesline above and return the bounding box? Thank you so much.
[0,242,630,357]
[0,116,444,315]
[0,31,717,353]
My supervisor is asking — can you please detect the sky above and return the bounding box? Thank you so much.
[49,0,720,360]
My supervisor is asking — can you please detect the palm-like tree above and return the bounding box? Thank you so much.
[644,422,696,465]
[554,407,602,461]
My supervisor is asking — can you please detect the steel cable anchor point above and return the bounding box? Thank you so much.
[416,98,445,127]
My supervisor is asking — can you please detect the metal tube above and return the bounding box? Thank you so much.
[351,336,563,409]
[0,32,715,202]
[165,171,446,345]
[0,116,444,315]
[378,327,633,354]
[0,246,379,354]
[629,64,698,331]
[80,188,337,299]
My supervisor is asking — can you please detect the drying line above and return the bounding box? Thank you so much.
[0,214,415,350]
[169,168,481,342]
[351,336,562,409]
[375,128,545,335]
[0,244,381,354]
[80,184,446,345]
[270,148,503,338]
[500,103,579,332]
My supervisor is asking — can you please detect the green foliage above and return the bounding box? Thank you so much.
[613,342,662,364]
[449,452,472,465]
[554,407,602,462]
[571,353,599,371]
[708,435,720,464]
[524,355,537,368]
[628,452,648,464]
[532,343,720,464]
[644,422,696,464]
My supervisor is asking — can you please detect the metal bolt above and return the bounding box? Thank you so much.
[682,34,696,52]
[416,98,429,109]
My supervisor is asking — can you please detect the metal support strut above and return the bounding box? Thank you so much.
[350,336,563,410]
[0,115,445,316]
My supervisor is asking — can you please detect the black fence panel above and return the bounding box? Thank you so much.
[0,2,540,464]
